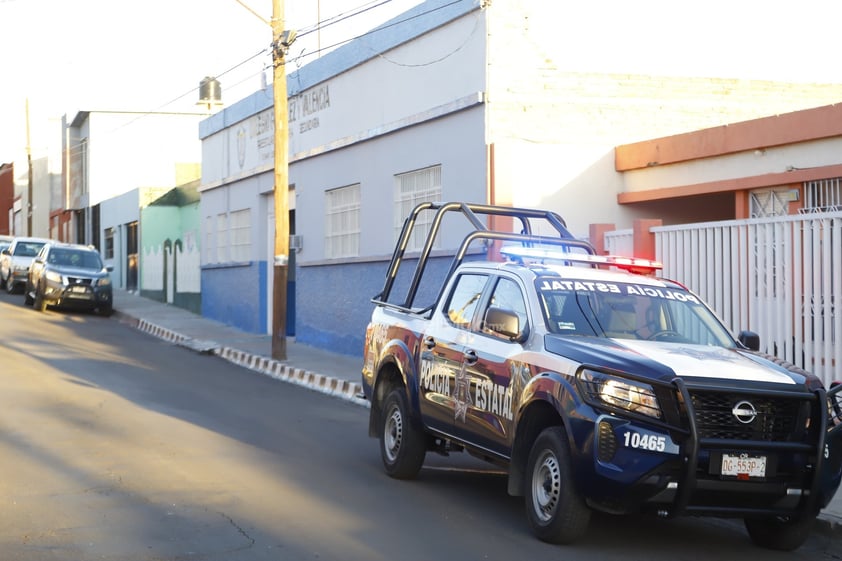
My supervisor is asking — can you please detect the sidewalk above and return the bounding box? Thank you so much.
[110,289,841,536]
[111,289,367,406]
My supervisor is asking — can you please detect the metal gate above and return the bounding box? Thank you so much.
[652,212,842,387]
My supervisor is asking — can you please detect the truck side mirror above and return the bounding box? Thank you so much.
[485,307,528,343]
[738,330,760,351]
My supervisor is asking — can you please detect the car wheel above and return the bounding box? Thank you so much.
[5,276,15,294]
[23,282,34,305]
[379,388,426,479]
[744,512,816,551]
[525,426,591,544]
[33,285,47,312]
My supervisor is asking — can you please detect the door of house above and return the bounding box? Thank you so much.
[126,221,138,291]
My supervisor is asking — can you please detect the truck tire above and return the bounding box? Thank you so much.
[525,426,590,544]
[379,388,425,479]
[33,288,47,312]
[744,513,816,551]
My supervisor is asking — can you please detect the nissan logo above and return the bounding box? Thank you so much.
[732,400,758,424]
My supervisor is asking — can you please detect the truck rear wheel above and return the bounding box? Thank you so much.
[744,513,816,551]
[525,426,590,544]
[379,388,425,479]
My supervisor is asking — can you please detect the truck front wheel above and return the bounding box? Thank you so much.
[379,388,425,480]
[525,426,590,544]
[744,513,816,551]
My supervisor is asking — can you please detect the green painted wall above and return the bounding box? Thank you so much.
[140,197,201,314]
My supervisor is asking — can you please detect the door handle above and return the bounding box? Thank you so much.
[464,349,478,365]
[423,336,436,349]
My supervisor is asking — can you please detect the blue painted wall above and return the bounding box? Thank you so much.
[295,256,456,358]
[202,261,267,334]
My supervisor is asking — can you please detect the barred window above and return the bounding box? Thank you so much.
[205,216,214,264]
[216,213,228,263]
[749,188,792,218]
[394,165,442,251]
[104,227,114,259]
[804,178,842,212]
[229,209,251,262]
[325,184,360,258]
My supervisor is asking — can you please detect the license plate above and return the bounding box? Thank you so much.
[70,285,88,293]
[722,453,766,478]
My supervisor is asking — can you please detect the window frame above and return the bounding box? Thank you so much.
[393,165,443,252]
[324,184,361,259]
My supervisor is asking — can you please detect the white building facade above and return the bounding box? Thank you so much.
[198,0,842,356]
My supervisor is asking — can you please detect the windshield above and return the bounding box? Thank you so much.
[49,248,104,270]
[13,241,46,257]
[536,277,736,347]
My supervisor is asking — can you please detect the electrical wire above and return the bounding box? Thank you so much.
[118,0,467,127]
[297,0,395,37]
[291,0,465,63]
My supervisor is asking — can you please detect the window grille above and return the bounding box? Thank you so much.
[216,213,228,263]
[749,189,790,218]
[229,209,251,262]
[804,178,842,212]
[325,184,360,258]
[393,165,442,251]
[204,216,214,264]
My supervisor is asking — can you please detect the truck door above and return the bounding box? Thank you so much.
[451,275,527,456]
[418,273,489,436]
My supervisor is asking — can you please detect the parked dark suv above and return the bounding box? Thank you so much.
[25,242,113,316]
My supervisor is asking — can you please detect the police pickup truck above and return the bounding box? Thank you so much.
[361,202,842,550]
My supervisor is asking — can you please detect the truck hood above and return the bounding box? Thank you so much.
[544,335,807,386]
[10,256,36,267]
[53,265,107,278]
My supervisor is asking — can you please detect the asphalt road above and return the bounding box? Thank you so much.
[1,292,840,561]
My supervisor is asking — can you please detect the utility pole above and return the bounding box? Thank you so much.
[25,98,33,235]
[271,0,292,360]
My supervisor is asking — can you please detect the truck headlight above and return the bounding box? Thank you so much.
[96,277,111,287]
[46,271,63,284]
[579,369,662,419]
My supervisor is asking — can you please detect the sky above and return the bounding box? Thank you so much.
[2,0,842,163]
[0,0,426,161]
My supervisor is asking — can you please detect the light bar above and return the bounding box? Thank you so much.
[500,246,663,273]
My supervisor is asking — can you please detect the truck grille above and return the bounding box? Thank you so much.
[689,391,805,441]
[67,277,93,286]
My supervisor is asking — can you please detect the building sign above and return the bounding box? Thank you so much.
[289,84,330,134]
[233,108,276,172]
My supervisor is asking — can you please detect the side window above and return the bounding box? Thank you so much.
[446,274,488,329]
[483,277,527,339]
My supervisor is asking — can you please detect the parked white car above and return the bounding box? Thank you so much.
[0,235,13,256]
[0,237,52,294]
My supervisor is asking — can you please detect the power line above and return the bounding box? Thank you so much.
[121,0,464,124]
[292,0,464,64]
[297,0,395,37]
[151,48,268,112]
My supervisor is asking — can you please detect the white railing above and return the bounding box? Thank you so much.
[653,212,842,387]
[604,228,633,256]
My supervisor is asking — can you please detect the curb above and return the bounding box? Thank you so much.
[126,315,369,408]
[815,512,842,537]
[215,347,368,407]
